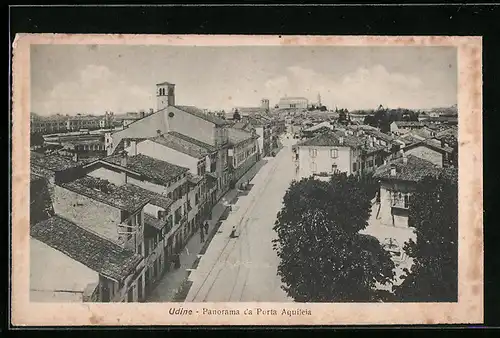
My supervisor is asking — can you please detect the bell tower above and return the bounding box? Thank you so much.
[156,81,176,111]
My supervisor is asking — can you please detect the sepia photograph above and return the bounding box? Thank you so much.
[11,34,482,326]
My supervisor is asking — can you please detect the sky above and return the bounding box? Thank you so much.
[31,45,457,115]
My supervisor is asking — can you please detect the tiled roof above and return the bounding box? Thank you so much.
[30,151,95,172]
[144,213,165,231]
[228,128,254,145]
[398,134,423,146]
[187,172,204,185]
[123,184,174,210]
[406,139,454,154]
[59,175,151,212]
[298,130,363,148]
[168,131,217,152]
[103,153,188,185]
[394,121,426,128]
[373,155,442,182]
[151,134,210,159]
[304,121,332,132]
[174,105,229,126]
[31,215,142,281]
[232,121,249,130]
[31,164,56,180]
[30,176,55,225]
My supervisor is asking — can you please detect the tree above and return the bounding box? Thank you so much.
[272,174,396,302]
[393,172,458,301]
[233,109,241,121]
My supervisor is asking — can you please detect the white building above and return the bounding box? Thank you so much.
[278,96,309,109]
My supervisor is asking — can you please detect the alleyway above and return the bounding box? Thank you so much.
[185,137,297,302]
[146,158,269,302]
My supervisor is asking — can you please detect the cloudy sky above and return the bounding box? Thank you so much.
[31,45,457,115]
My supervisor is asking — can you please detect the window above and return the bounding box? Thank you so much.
[138,243,142,255]
[392,192,410,209]
[174,207,182,225]
[330,149,338,158]
[353,163,357,172]
[309,149,317,158]
[310,162,317,173]
[331,165,338,173]
[167,215,173,231]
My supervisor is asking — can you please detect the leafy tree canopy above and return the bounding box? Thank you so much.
[273,174,396,302]
[393,172,458,301]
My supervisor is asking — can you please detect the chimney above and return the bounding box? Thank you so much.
[149,108,154,115]
[390,164,397,176]
[72,152,79,162]
[139,110,145,118]
[120,150,128,167]
[129,140,137,156]
[402,152,408,164]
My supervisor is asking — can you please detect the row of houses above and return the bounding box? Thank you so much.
[30,81,283,302]
[293,122,457,226]
[30,110,157,135]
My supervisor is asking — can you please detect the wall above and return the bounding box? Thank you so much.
[53,185,123,243]
[87,166,126,186]
[377,181,414,228]
[404,145,443,167]
[166,107,215,146]
[30,238,99,303]
[298,145,352,179]
[255,127,264,155]
[143,203,165,218]
[233,152,258,182]
[136,140,198,175]
[110,112,167,154]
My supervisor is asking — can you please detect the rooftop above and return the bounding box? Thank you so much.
[59,175,151,213]
[232,121,249,130]
[406,139,454,154]
[31,215,142,281]
[150,134,210,159]
[228,127,255,145]
[144,213,165,231]
[168,131,217,152]
[374,155,442,182]
[122,184,174,210]
[394,121,426,128]
[30,151,95,172]
[156,81,175,86]
[298,130,363,148]
[174,105,229,126]
[187,172,204,186]
[104,153,188,185]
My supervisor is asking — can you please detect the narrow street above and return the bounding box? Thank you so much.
[185,137,297,302]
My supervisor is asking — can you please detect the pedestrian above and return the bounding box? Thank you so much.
[200,225,205,243]
[204,220,209,235]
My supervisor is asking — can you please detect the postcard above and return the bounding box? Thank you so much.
[11,34,483,326]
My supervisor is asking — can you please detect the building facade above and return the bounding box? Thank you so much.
[228,127,259,184]
[278,96,309,109]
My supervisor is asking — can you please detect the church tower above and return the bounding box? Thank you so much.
[156,81,176,111]
[317,92,322,107]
